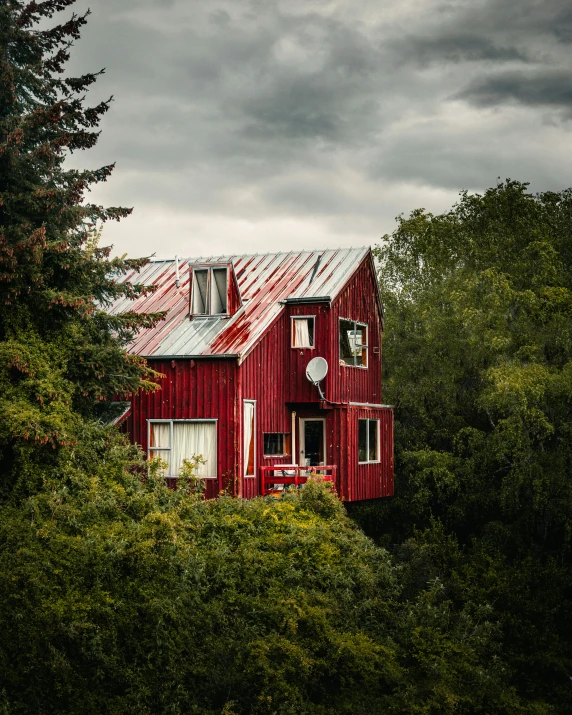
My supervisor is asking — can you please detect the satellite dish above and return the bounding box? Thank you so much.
[306,357,328,385]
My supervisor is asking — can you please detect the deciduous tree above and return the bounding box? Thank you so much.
[353,180,572,711]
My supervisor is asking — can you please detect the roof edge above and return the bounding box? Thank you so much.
[282,296,331,305]
[144,354,239,360]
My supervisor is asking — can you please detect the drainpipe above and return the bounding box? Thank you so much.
[175,255,180,289]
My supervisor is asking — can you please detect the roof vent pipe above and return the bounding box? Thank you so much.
[175,255,180,289]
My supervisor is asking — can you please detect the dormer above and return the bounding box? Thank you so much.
[189,262,242,318]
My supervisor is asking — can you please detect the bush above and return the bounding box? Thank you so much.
[0,425,528,714]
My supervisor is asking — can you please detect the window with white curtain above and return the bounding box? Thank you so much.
[291,317,315,348]
[148,420,217,478]
[243,400,255,477]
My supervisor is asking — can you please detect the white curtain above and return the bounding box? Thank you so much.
[150,422,170,448]
[173,422,216,478]
[149,422,171,475]
[243,401,255,476]
[293,319,311,347]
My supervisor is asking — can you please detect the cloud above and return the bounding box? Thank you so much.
[395,34,529,66]
[456,70,572,113]
[57,0,572,257]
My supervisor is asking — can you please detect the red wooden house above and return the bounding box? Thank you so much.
[111,248,393,501]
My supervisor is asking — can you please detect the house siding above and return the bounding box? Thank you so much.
[121,253,393,502]
[123,358,239,499]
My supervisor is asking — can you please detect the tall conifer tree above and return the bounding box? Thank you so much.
[0,0,161,496]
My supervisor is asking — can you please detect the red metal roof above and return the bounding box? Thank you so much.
[110,248,371,362]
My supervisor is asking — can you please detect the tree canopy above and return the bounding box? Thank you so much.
[1,2,571,713]
[351,180,572,712]
[0,439,533,714]
[0,0,162,498]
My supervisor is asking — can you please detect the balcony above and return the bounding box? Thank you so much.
[260,465,337,496]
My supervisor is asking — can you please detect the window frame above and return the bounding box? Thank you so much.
[339,317,368,368]
[263,432,292,457]
[190,265,229,317]
[147,418,218,478]
[291,315,316,349]
[243,400,256,478]
[358,418,380,464]
[299,417,327,467]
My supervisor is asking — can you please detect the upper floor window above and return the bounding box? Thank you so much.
[339,318,367,367]
[292,316,315,348]
[191,267,228,316]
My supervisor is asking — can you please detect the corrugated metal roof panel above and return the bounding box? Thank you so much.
[109,247,370,360]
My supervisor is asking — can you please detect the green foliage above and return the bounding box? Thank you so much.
[0,432,531,714]
[350,180,572,712]
[2,3,569,712]
[0,1,164,496]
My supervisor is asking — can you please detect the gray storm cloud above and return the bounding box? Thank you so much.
[62,0,572,257]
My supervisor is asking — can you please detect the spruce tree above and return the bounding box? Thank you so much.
[0,0,162,497]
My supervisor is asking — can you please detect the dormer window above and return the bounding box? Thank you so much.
[191,266,228,316]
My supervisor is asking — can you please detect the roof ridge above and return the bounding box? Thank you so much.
[146,246,370,264]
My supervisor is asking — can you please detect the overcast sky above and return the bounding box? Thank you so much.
[64,0,572,259]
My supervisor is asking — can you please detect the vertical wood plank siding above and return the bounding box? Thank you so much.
[241,311,290,499]
[123,358,238,499]
[238,255,393,501]
[123,254,393,502]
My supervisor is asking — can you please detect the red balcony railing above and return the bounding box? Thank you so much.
[260,465,337,496]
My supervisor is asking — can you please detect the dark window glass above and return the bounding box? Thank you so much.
[358,419,368,462]
[358,418,379,463]
[340,319,367,366]
[307,319,315,346]
[368,419,378,461]
[264,433,285,455]
[303,421,324,465]
[340,319,354,364]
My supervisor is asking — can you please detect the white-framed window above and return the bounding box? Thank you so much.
[191,266,228,316]
[148,419,217,478]
[291,316,315,348]
[339,318,368,367]
[263,433,291,456]
[243,400,256,477]
[358,419,379,463]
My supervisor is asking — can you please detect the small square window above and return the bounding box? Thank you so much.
[358,419,379,464]
[263,433,291,456]
[292,317,315,348]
